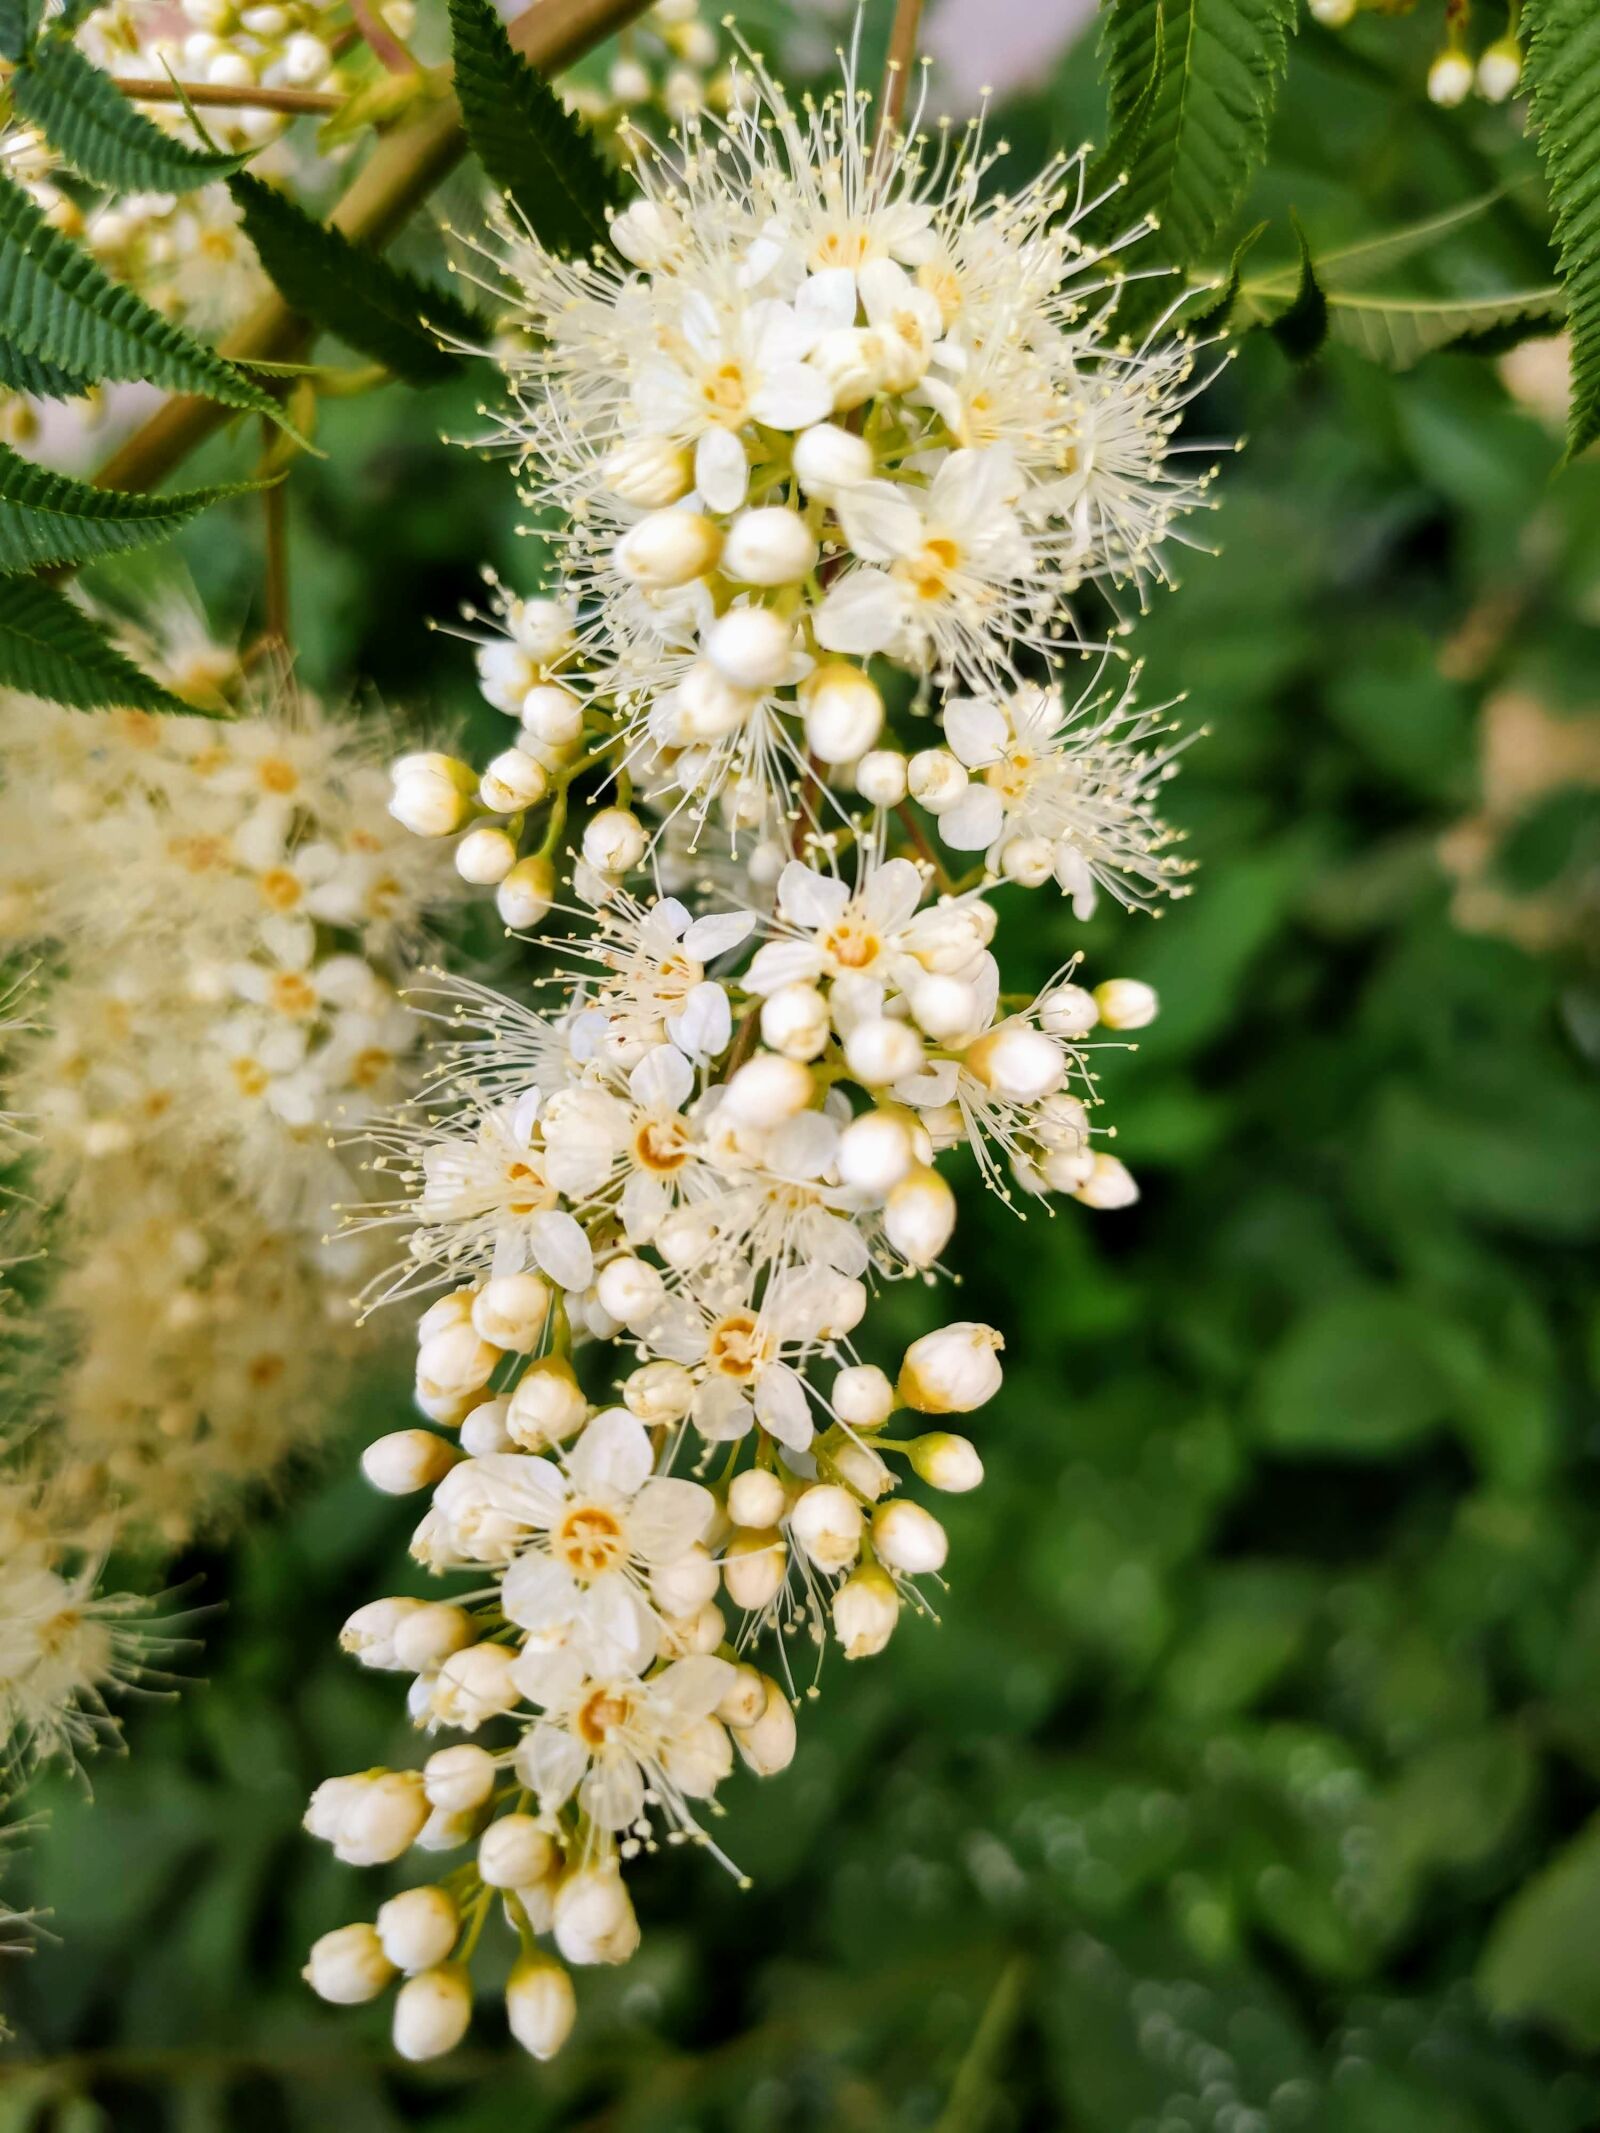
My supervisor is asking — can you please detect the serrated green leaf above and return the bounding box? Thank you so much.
[447,0,623,259]
[1101,0,1298,268]
[227,171,480,385]
[10,37,248,194]
[0,441,265,574]
[0,0,41,61]
[0,171,287,422]
[0,577,194,715]
[0,336,92,399]
[1086,3,1166,231]
[1184,218,1265,332]
[1269,216,1327,361]
[1523,0,1600,456]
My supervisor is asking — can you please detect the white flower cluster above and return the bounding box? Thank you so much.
[0,622,461,1546]
[311,44,1204,2064]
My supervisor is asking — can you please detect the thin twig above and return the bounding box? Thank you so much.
[871,0,926,172]
[347,0,418,76]
[260,463,290,650]
[102,75,344,113]
[931,1955,1030,2133]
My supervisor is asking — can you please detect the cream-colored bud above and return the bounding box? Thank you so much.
[377,1885,459,1973]
[479,1813,556,1891]
[715,1661,769,1728]
[1477,35,1521,99]
[389,755,474,837]
[417,1289,475,1343]
[810,326,888,411]
[434,1642,519,1728]
[732,1676,797,1774]
[793,420,875,495]
[582,807,648,876]
[836,1109,915,1196]
[608,52,651,100]
[830,1437,893,1500]
[722,506,818,586]
[760,982,831,1061]
[1094,978,1158,1030]
[908,1431,984,1492]
[857,748,909,806]
[496,854,556,931]
[331,1771,430,1865]
[1037,983,1099,1039]
[471,1273,551,1354]
[282,29,329,81]
[724,1051,812,1126]
[705,606,795,692]
[1307,0,1355,19]
[1041,1143,1096,1193]
[650,1541,722,1616]
[727,1467,787,1528]
[789,1483,863,1572]
[1427,47,1473,105]
[616,509,723,589]
[622,1359,695,1425]
[423,1741,498,1814]
[722,1528,787,1610]
[964,1024,1065,1102]
[418,1321,501,1395]
[662,1599,727,1655]
[601,435,693,508]
[520,683,585,748]
[833,1361,896,1429]
[595,1256,665,1328]
[872,1498,948,1575]
[907,973,979,1042]
[507,1954,577,2060]
[393,1964,472,2061]
[843,1016,923,1087]
[898,1322,1004,1414]
[672,659,755,741]
[884,1164,956,1267]
[415,1805,480,1852]
[480,748,548,813]
[392,1602,474,1673]
[506,1356,588,1447]
[801,661,884,764]
[341,1595,423,1670]
[611,197,680,268]
[999,835,1055,887]
[1074,1151,1139,1209]
[832,1564,900,1658]
[304,1923,394,2005]
[362,1429,460,1495]
[907,748,968,814]
[553,1865,640,1966]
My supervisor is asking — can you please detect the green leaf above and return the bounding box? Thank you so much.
[0,0,41,61]
[227,171,480,385]
[446,0,623,259]
[1086,2,1166,228]
[0,171,286,422]
[1100,0,1299,267]
[0,335,93,399]
[1183,219,1265,332]
[1523,0,1600,455]
[0,577,194,715]
[1235,267,1565,369]
[10,37,248,194]
[1479,1811,1600,2048]
[1268,215,1327,360]
[0,441,266,573]
[1256,1293,1466,1455]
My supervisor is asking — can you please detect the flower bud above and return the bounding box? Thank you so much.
[615,509,722,589]
[553,1865,640,1965]
[418,1320,501,1395]
[843,1016,923,1086]
[434,1641,519,1728]
[362,1429,460,1496]
[480,749,548,813]
[1074,1151,1139,1210]
[622,1359,695,1425]
[830,1437,893,1499]
[611,196,680,267]
[479,1813,556,1890]
[999,835,1054,887]
[477,640,536,712]
[963,1024,1065,1102]
[793,421,875,496]
[1307,0,1355,19]
[650,1541,722,1615]
[727,1467,787,1528]
[416,1289,474,1343]
[857,748,909,806]
[789,1483,863,1572]
[705,606,796,692]
[377,1885,459,1973]
[732,1676,797,1774]
[722,506,818,586]
[722,1528,786,1610]
[1093,978,1158,1031]
[389,754,474,837]
[471,1273,551,1354]
[304,1923,394,2004]
[507,1954,577,2060]
[582,807,648,876]
[801,661,884,763]
[393,1964,472,2061]
[837,1109,915,1196]
[496,854,556,931]
[810,326,887,411]
[872,1498,948,1575]
[832,1564,900,1658]
[884,1164,956,1266]
[282,30,330,82]
[1476,35,1521,100]
[1036,983,1099,1039]
[724,1051,812,1126]
[1427,47,1473,106]
[506,1356,588,1447]
[595,1256,665,1328]
[393,1601,474,1673]
[520,684,585,748]
[601,435,693,508]
[715,1661,769,1728]
[907,973,979,1042]
[422,1744,496,1819]
[898,1322,1004,1414]
[672,659,755,741]
[907,748,968,814]
[415,1805,479,1852]
[661,1599,727,1655]
[760,982,830,1061]
[908,1431,984,1492]
[340,1595,423,1671]
[312,1770,429,1865]
[832,1361,896,1429]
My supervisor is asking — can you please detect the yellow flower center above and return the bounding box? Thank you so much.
[896,535,962,601]
[555,1503,629,1578]
[576,1686,633,1746]
[707,1309,772,1381]
[270,972,318,1019]
[702,361,750,426]
[634,1117,689,1173]
[821,912,882,970]
[258,868,303,912]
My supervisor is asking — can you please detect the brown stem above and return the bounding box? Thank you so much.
[895,798,952,890]
[347,0,417,76]
[871,0,926,171]
[95,74,346,112]
[93,0,654,499]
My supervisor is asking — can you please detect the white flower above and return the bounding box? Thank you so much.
[511,1647,734,1835]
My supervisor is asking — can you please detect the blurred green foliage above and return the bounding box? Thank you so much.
[4,8,1600,2129]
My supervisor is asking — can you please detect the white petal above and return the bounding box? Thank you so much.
[580,1573,658,1673]
[501,1551,578,1632]
[652,1654,735,1723]
[530,1210,594,1293]
[695,427,749,513]
[749,363,834,431]
[764,1109,839,1180]
[754,1364,813,1451]
[943,698,1009,769]
[666,979,732,1059]
[630,1043,694,1112]
[939,783,1006,852]
[567,1407,654,1498]
[863,856,925,929]
[691,1377,754,1441]
[744,940,826,996]
[622,1169,672,1243]
[581,1750,646,1832]
[776,859,851,930]
[794,269,858,340]
[682,909,758,959]
[629,1476,715,1562]
[518,1721,588,1811]
[835,482,922,564]
[509,1644,587,1714]
[814,570,910,657]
